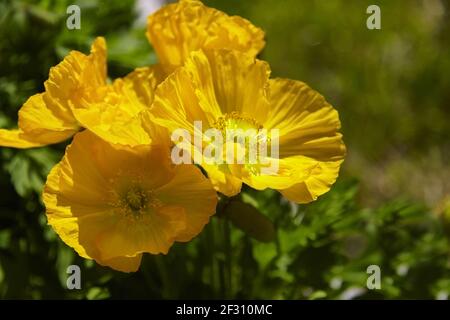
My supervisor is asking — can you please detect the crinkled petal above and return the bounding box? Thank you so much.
[96,206,186,260]
[44,37,107,119]
[0,37,107,148]
[73,65,167,147]
[201,163,242,197]
[259,78,346,202]
[147,0,265,73]
[265,78,346,161]
[279,160,344,203]
[155,164,218,241]
[230,156,319,191]
[184,50,271,122]
[0,129,48,148]
[99,254,143,273]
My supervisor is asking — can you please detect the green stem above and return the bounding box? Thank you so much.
[206,218,217,296]
[154,255,174,299]
[224,218,232,298]
[213,195,235,298]
[214,218,225,297]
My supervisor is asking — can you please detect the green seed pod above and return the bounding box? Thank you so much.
[223,200,276,242]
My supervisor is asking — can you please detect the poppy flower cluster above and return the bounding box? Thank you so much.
[0,0,345,272]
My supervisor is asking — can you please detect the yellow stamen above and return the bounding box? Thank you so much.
[212,111,262,131]
[125,187,148,212]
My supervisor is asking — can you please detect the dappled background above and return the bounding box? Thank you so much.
[0,0,449,299]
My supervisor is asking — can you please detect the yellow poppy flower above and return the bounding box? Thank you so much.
[0,37,107,148]
[146,49,346,203]
[147,0,265,74]
[43,130,217,272]
[0,37,167,149]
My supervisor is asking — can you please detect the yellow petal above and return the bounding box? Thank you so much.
[115,65,165,107]
[148,68,210,154]
[99,254,143,273]
[0,129,47,148]
[150,49,272,138]
[19,93,79,142]
[44,37,107,119]
[150,49,272,137]
[155,164,218,242]
[136,110,171,149]
[187,50,271,121]
[58,131,173,190]
[279,160,344,203]
[259,78,346,203]
[147,0,265,73]
[265,78,346,161]
[73,65,167,147]
[0,93,78,148]
[229,156,318,191]
[0,37,107,149]
[48,210,117,260]
[44,161,114,260]
[202,163,242,197]
[96,206,187,260]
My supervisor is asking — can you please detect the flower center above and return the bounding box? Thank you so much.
[125,187,148,212]
[108,174,164,222]
[212,111,263,131]
[211,112,272,167]
[113,185,156,220]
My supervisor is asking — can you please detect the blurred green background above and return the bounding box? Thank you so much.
[0,0,449,299]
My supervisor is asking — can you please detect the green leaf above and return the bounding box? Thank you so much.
[224,200,276,242]
[3,148,60,196]
[309,290,327,300]
[87,287,110,300]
